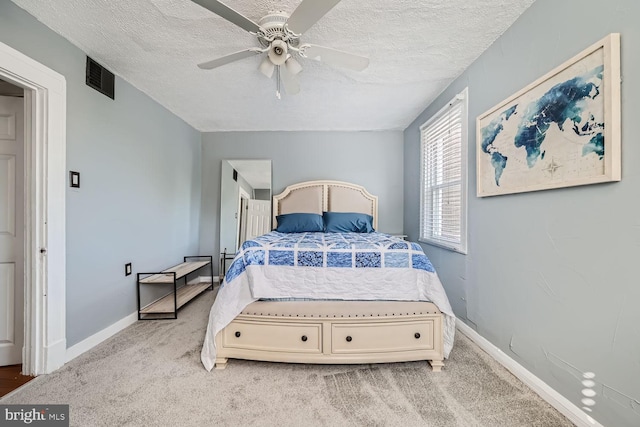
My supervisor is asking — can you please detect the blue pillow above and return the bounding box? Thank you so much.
[323,212,375,233]
[275,213,324,233]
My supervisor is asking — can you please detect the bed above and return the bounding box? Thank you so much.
[201,180,455,372]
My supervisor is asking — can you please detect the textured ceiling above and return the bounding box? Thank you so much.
[11,0,536,131]
[228,159,271,189]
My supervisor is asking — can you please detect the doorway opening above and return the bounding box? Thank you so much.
[0,40,67,376]
[0,82,24,371]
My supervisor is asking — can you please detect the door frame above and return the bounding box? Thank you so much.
[236,187,250,251]
[0,41,67,375]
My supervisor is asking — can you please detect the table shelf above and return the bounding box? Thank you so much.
[137,255,213,320]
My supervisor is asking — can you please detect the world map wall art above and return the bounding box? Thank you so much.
[476,33,621,197]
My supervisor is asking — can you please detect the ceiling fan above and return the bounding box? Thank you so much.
[192,0,370,97]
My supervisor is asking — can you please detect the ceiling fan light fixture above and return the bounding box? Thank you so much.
[259,56,275,78]
[192,0,370,97]
[268,40,288,66]
[285,56,302,75]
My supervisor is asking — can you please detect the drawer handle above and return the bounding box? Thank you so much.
[234,331,241,338]
[414,332,421,339]
[346,336,352,342]
[301,335,308,342]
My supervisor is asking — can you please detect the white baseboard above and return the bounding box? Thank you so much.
[456,320,602,427]
[187,275,218,285]
[65,312,138,363]
[66,277,218,363]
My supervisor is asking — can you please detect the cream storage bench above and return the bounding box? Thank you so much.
[137,255,213,320]
[215,300,445,371]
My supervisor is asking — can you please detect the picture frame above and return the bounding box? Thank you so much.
[476,33,621,197]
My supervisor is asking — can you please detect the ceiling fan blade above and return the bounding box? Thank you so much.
[191,0,261,33]
[198,49,263,70]
[279,65,300,95]
[285,0,341,35]
[301,44,369,71]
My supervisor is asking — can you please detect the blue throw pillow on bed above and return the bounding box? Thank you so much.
[275,213,324,233]
[323,212,375,233]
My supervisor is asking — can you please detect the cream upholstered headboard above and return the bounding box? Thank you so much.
[273,180,378,230]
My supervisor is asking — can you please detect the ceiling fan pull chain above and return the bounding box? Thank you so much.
[276,66,281,100]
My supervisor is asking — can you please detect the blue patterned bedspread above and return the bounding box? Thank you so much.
[225,231,436,285]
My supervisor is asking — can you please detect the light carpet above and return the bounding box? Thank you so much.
[2,289,573,426]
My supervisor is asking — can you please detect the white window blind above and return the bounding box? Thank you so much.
[419,88,468,254]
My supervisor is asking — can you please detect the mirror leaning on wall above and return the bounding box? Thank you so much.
[219,159,272,279]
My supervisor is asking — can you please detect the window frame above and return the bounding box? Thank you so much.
[419,87,468,254]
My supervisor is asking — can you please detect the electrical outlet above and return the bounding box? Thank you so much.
[125,263,132,276]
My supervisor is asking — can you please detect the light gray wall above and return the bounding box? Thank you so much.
[0,2,202,347]
[404,1,640,426]
[200,131,404,271]
[254,189,270,201]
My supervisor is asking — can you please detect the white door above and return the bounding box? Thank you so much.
[0,94,24,366]
[245,199,271,241]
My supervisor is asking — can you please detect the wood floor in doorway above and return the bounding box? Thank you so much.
[0,365,35,398]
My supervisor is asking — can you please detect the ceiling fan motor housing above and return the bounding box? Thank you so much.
[257,12,300,48]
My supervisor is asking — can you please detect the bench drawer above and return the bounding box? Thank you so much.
[222,320,322,353]
[331,320,435,354]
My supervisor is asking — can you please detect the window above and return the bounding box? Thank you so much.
[419,88,468,254]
